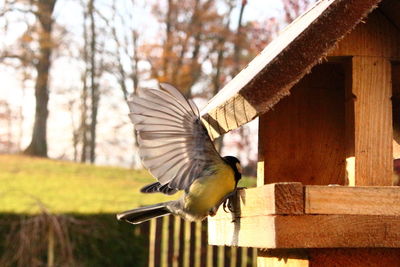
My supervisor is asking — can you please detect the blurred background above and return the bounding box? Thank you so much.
[0,0,312,266]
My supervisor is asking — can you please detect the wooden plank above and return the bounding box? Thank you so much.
[209,214,400,248]
[212,246,219,267]
[224,246,231,267]
[274,215,400,248]
[258,248,400,267]
[200,0,380,139]
[308,248,400,267]
[305,185,400,215]
[259,63,346,185]
[209,213,277,247]
[167,216,175,267]
[210,183,304,222]
[149,219,156,267]
[246,248,254,267]
[189,222,196,266]
[139,221,150,267]
[329,10,400,58]
[178,218,185,267]
[154,217,163,267]
[236,247,242,267]
[352,56,393,185]
[200,221,207,267]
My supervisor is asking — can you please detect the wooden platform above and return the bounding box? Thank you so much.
[208,183,400,248]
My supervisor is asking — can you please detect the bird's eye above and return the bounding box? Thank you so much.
[236,162,242,174]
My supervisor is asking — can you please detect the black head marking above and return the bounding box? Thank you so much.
[223,156,242,183]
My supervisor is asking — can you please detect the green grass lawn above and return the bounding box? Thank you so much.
[0,154,256,214]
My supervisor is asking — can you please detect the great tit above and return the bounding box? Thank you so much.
[117,83,242,224]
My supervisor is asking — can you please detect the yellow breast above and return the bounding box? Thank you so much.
[184,163,236,218]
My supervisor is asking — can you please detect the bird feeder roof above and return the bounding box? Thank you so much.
[201,0,398,139]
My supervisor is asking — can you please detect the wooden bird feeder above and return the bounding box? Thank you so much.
[201,0,400,265]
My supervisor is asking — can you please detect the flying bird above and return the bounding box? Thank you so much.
[117,83,242,224]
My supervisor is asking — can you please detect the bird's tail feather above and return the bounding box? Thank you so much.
[117,202,173,224]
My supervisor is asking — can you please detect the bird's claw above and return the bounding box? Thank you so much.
[222,194,235,213]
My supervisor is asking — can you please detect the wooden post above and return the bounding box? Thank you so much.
[167,216,175,267]
[154,218,163,267]
[139,221,150,266]
[178,218,185,267]
[351,56,393,186]
[212,245,219,267]
[200,220,208,267]
[189,222,196,266]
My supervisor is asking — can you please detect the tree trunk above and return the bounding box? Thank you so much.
[80,3,90,163]
[24,0,57,157]
[88,0,98,164]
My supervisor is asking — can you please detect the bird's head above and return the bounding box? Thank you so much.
[223,156,242,183]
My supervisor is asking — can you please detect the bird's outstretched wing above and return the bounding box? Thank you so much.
[128,83,223,194]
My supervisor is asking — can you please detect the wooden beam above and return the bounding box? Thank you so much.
[209,214,400,248]
[352,57,393,185]
[211,183,303,221]
[329,10,400,58]
[305,185,400,216]
[307,248,400,267]
[200,0,380,139]
[209,184,400,248]
[258,248,400,267]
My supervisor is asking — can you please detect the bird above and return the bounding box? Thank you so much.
[117,83,242,224]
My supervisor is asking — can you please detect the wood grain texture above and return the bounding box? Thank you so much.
[258,248,400,267]
[305,185,400,215]
[259,63,346,185]
[329,9,400,58]
[308,248,400,267]
[209,214,400,248]
[352,56,393,185]
[200,0,380,139]
[210,183,304,222]
[276,215,400,248]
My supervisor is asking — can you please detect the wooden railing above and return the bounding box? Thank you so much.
[140,216,257,267]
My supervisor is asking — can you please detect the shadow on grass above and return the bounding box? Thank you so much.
[0,213,148,267]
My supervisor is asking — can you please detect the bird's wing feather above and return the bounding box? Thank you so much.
[129,83,223,192]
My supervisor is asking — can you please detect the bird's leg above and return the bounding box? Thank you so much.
[208,192,235,216]
[208,187,246,216]
[223,187,247,213]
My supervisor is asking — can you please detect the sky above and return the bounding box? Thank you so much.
[0,0,301,167]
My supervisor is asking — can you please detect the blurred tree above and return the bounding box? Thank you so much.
[0,100,14,153]
[0,0,315,167]
[79,0,107,164]
[88,0,98,164]
[23,0,58,157]
[282,0,311,23]
[142,0,224,97]
[0,0,58,157]
[105,0,142,166]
